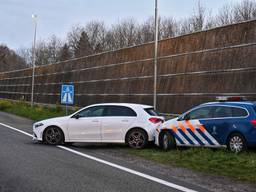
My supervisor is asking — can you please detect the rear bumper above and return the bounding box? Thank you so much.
[154,130,160,146]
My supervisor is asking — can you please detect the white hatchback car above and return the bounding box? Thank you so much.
[33,103,163,148]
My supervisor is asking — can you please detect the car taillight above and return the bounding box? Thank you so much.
[149,117,163,124]
[251,120,256,128]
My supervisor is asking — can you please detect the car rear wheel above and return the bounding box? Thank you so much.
[126,129,148,149]
[43,126,64,145]
[160,131,176,150]
[227,133,247,153]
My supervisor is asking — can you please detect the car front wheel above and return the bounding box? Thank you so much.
[227,133,247,153]
[43,126,64,145]
[160,131,176,150]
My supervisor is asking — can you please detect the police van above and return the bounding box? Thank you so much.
[155,97,256,153]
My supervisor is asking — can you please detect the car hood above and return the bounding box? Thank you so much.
[36,116,70,125]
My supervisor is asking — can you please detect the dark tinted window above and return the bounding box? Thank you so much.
[104,106,137,117]
[232,107,248,117]
[77,106,105,117]
[213,106,232,118]
[185,107,213,120]
[144,108,159,116]
[213,106,248,118]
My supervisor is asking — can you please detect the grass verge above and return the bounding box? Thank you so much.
[0,99,68,121]
[0,99,255,182]
[126,147,256,183]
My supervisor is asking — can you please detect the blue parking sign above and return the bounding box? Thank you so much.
[61,84,74,105]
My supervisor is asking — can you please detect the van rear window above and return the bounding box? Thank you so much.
[144,108,160,116]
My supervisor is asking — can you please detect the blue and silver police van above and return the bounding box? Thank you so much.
[155,97,256,153]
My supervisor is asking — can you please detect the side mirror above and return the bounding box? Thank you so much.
[183,115,190,121]
[72,114,81,119]
[177,116,183,121]
[177,114,189,121]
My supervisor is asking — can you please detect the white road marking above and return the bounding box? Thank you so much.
[0,122,198,192]
[0,123,33,137]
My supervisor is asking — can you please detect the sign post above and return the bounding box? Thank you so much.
[61,84,74,115]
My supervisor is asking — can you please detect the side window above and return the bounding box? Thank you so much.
[212,106,247,118]
[185,107,213,120]
[213,106,232,118]
[232,107,248,117]
[104,106,137,117]
[77,106,105,117]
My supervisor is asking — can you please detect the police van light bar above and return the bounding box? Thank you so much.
[216,96,247,102]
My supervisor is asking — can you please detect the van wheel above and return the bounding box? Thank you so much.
[227,133,247,153]
[126,129,148,149]
[160,131,176,150]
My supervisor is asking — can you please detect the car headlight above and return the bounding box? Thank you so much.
[34,123,44,128]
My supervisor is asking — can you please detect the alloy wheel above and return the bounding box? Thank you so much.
[128,131,145,149]
[229,135,244,153]
[44,127,62,145]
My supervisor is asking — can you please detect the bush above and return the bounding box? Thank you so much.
[0,100,12,110]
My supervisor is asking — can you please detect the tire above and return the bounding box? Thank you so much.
[43,126,64,145]
[126,129,148,149]
[227,133,247,153]
[160,131,176,150]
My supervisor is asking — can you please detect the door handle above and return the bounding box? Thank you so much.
[121,120,129,122]
[92,120,99,123]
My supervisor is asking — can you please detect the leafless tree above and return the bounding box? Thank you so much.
[137,16,155,44]
[179,1,206,35]
[14,0,256,68]
[17,47,32,66]
[0,44,26,72]
[46,35,63,64]
[84,21,107,53]
[233,0,256,22]
[159,17,178,39]
[67,24,84,58]
[215,5,235,26]
[109,18,139,49]
[215,0,256,26]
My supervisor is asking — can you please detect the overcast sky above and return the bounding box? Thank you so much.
[1,0,243,50]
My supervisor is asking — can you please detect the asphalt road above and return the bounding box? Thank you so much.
[0,112,254,192]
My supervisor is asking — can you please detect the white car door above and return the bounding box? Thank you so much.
[67,106,105,141]
[101,106,136,141]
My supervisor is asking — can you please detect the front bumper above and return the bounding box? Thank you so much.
[32,124,44,141]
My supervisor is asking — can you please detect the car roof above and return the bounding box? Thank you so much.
[199,101,255,107]
[86,103,153,109]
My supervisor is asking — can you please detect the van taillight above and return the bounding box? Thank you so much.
[251,120,256,128]
[149,118,163,124]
